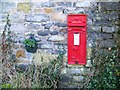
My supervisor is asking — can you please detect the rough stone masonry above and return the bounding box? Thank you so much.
[0,0,120,88]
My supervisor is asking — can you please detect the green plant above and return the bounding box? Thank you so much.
[86,49,120,88]
[2,14,15,85]
[2,84,12,88]
[23,39,37,47]
[10,53,64,88]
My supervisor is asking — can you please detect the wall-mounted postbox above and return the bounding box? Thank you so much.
[67,14,87,65]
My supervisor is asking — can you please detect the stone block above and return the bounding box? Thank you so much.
[27,23,41,29]
[17,2,32,13]
[33,50,56,65]
[100,2,120,11]
[98,39,116,48]
[60,75,73,83]
[92,26,101,32]
[33,8,45,13]
[87,18,93,25]
[102,26,115,33]
[72,76,84,82]
[11,23,27,33]
[87,48,92,59]
[55,22,67,27]
[86,60,92,67]
[108,11,119,20]
[101,33,113,39]
[72,8,85,14]
[67,68,81,74]
[88,32,102,41]
[16,50,26,58]
[0,2,15,13]
[44,22,53,29]
[88,32,113,41]
[61,68,67,74]
[37,30,50,36]
[48,35,65,42]
[54,6,64,12]
[41,2,54,7]
[25,14,50,22]
[50,31,58,35]
[44,8,54,13]
[93,20,112,26]
[76,1,91,7]
[57,2,72,7]
[50,12,67,22]
[52,50,64,55]
[40,43,52,49]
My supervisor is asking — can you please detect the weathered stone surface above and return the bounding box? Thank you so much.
[59,28,67,35]
[87,48,92,59]
[44,7,54,13]
[44,22,53,29]
[102,26,115,33]
[54,6,64,12]
[60,74,73,83]
[101,33,113,39]
[17,2,32,13]
[41,43,52,49]
[61,67,67,74]
[93,20,113,26]
[50,12,66,22]
[10,23,27,33]
[0,2,15,13]
[27,23,41,29]
[33,50,56,65]
[87,18,93,25]
[108,11,119,20]
[57,2,72,7]
[55,22,67,27]
[15,64,29,72]
[25,14,50,22]
[37,30,50,36]
[72,76,84,82]
[74,8,85,14]
[52,50,64,54]
[67,68,81,74]
[88,32,113,41]
[76,1,91,7]
[50,31,58,35]
[98,39,116,48]
[100,2,120,11]
[88,5,98,14]
[88,32,102,41]
[86,60,92,67]
[41,2,54,7]
[92,26,101,32]
[48,35,65,42]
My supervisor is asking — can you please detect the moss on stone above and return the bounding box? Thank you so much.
[17,2,32,13]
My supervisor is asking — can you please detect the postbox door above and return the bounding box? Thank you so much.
[68,28,86,65]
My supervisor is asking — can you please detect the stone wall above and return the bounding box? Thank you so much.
[0,0,119,88]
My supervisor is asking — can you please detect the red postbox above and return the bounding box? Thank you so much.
[67,14,87,65]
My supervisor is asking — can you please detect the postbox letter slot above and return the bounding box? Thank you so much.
[74,33,80,45]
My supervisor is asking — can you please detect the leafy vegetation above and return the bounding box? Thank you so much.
[11,54,64,88]
[23,39,37,47]
[86,48,120,88]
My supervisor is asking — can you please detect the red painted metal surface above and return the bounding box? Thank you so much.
[67,14,87,65]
